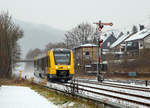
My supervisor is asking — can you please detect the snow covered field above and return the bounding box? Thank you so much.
[0,86,58,108]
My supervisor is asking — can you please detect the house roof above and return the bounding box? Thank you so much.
[74,43,97,49]
[102,34,117,49]
[101,35,109,42]
[125,29,150,42]
[110,34,130,48]
[80,43,97,47]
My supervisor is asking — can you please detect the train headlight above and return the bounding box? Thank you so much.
[56,66,58,69]
[68,66,70,69]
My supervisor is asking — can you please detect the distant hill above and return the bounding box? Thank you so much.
[14,19,65,58]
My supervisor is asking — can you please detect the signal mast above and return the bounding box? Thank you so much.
[93,20,113,82]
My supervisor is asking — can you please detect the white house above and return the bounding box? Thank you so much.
[110,33,134,52]
[125,28,150,55]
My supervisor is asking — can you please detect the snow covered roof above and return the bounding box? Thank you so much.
[110,34,130,48]
[80,43,97,47]
[102,51,124,54]
[125,29,150,42]
[101,35,109,42]
[74,43,97,49]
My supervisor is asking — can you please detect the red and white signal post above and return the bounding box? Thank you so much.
[93,20,113,82]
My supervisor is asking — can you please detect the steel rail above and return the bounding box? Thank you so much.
[104,82,150,91]
[77,80,150,92]
[66,82,150,107]
[104,79,150,85]
[69,82,150,100]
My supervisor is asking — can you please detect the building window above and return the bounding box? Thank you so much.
[85,52,89,55]
[85,51,90,59]
[107,42,110,47]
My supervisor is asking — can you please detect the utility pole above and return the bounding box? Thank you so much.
[93,20,113,82]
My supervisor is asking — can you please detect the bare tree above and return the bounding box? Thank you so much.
[45,42,67,51]
[25,48,43,72]
[64,22,98,49]
[0,11,23,78]
[25,48,43,59]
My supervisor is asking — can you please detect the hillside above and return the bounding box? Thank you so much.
[14,19,65,58]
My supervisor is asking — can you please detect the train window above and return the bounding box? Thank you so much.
[44,57,48,68]
[36,56,49,71]
[48,56,50,67]
[34,60,36,67]
[54,51,70,65]
[39,59,42,70]
[37,60,39,70]
[41,58,45,70]
[46,56,50,67]
[44,57,47,68]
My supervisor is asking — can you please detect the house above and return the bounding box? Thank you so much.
[101,33,117,52]
[110,33,134,52]
[74,43,98,74]
[125,28,150,56]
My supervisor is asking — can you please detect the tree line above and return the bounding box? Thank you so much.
[25,22,100,58]
[0,11,23,78]
[25,20,146,72]
[26,22,141,58]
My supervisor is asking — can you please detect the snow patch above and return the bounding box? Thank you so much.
[61,102,75,107]
[0,86,58,108]
[125,28,150,42]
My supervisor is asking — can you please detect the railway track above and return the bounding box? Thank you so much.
[105,79,150,86]
[77,79,150,92]
[45,80,150,107]
[31,76,150,108]
[66,81,150,107]
[69,82,150,100]
[103,82,150,92]
[68,80,150,107]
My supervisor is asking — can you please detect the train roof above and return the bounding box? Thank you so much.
[34,48,71,60]
[52,48,71,52]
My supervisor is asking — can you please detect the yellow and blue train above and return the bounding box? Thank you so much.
[34,48,74,82]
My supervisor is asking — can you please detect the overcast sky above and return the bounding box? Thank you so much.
[1,0,150,31]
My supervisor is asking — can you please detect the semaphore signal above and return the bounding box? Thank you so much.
[93,20,113,82]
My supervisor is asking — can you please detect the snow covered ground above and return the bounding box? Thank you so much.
[0,86,58,108]
[12,64,150,108]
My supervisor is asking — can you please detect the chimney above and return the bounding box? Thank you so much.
[139,24,144,31]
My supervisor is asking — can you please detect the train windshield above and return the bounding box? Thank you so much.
[54,51,70,65]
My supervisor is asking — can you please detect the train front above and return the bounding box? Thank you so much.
[49,48,74,82]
